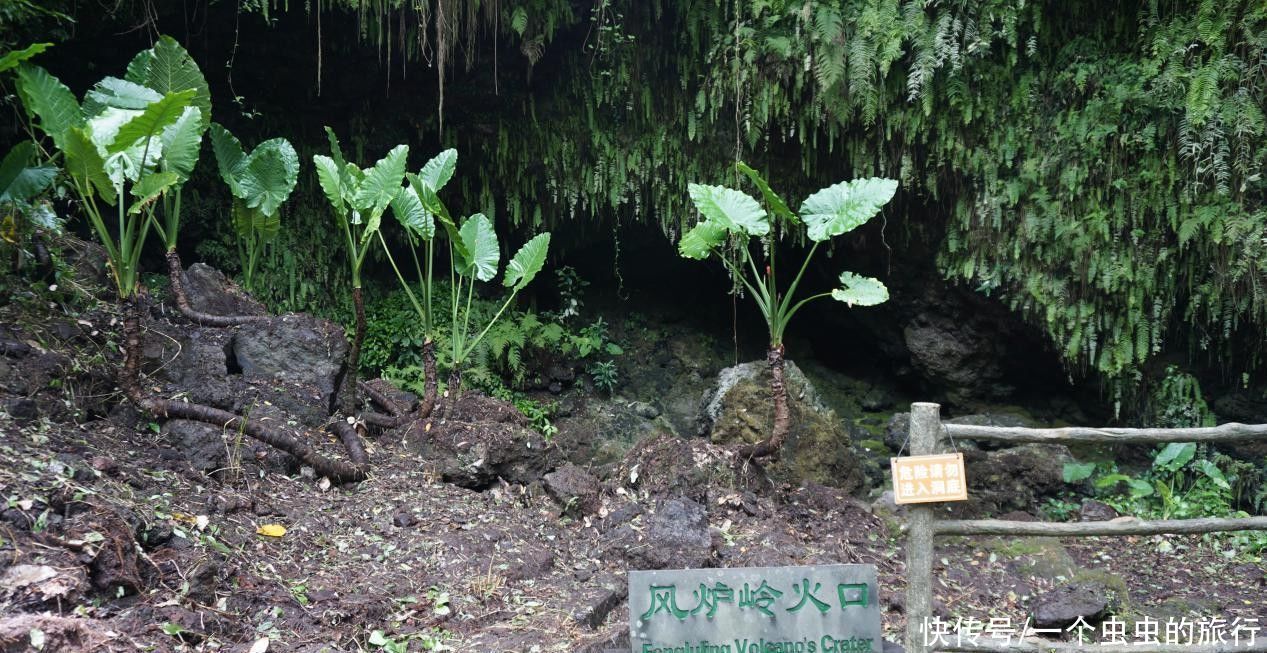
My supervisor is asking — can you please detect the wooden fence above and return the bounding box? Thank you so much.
[903,402,1267,653]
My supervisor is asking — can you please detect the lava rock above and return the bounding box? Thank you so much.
[143,326,238,410]
[543,464,601,515]
[162,420,227,474]
[630,401,660,419]
[1031,581,1112,629]
[233,314,349,412]
[4,397,38,420]
[625,498,712,570]
[409,419,561,490]
[948,443,1074,518]
[703,359,864,492]
[181,263,269,317]
[1079,499,1118,522]
[570,573,626,629]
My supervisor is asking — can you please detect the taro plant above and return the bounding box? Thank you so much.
[376,147,552,416]
[13,39,368,483]
[113,37,215,321]
[209,124,299,295]
[369,148,456,419]
[678,162,896,458]
[442,214,550,413]
[0,141,60,273]
[312,127,408,412]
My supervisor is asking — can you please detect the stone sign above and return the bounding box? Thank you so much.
[890,452,967,504]
[629,564,882,653]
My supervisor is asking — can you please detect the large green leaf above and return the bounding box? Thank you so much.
[313,155,347,219]
[126,36,211,131]
[687,183,769,236]
[84,77,161,114]
[159,107,203,180]
[504,232,551,290]
[238,139,299,216]
[62,126,117,205]
[0,43,52,73]
[15,64,83,151]
[232,199,281,242]
[127,170,179,214]
[0,142,57,203]
[458,213,499,282]
[209,123,246,193]
[677,220,728,259]
[390,185,434,240]
[830,271,889,307]
[1153,442,1196,472]
[417,149,457,191]
[800,177,898,242]
[352,144,408,219]
[109,89,195,155]
[411,176,469,262]
[323,126,347,170]
[736,162,797,225]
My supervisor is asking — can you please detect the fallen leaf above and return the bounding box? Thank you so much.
[256,524,287,538]
[248,638,270,653]
[1,565,58,590]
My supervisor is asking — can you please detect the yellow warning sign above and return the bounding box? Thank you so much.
[890,453,968,505]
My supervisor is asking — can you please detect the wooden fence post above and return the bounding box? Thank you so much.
[905,402,941,653]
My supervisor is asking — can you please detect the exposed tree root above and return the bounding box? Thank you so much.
[360,381,408,416]
[122,298,369,483]
[165,250,268,327]
[357,338,439,429]
[737,344,789,460]
[340,286,367,414]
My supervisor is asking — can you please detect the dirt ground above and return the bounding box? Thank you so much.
[0,272,1263,652]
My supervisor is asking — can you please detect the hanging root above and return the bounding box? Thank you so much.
[166,250,268,327]
[122,298,369,483]
[738,344,789,460]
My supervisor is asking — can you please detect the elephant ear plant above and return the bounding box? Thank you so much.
[366,148,456,423]
[679,162,896,458]
[119,37,224,323]
[14,41,368,483]
[209,124,299,300]
[313,127,409,413]
[373,147,551,420]
[443,213,551,417]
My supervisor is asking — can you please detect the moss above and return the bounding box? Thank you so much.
[709,363,864,492]
[981,536,1078,580]
[857,439,889,454]
[1070,569,1131,617]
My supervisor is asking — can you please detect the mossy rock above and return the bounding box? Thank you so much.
[703,360,864,493]
[982,536,1078,581]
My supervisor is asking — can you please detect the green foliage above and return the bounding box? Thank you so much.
[210,124,300,289]
[678,162,895,347]
[14,38,205,299]
[1066,446,1267,553]
[1145,366,1217,428]
[313,127,404,290]
[0,141,61,273]
[588,359,618,395]
[270,0,1267,395]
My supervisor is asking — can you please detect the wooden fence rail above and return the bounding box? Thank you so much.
[904,403,1267,653]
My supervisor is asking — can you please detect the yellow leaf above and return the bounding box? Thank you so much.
[256,524,287,538]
